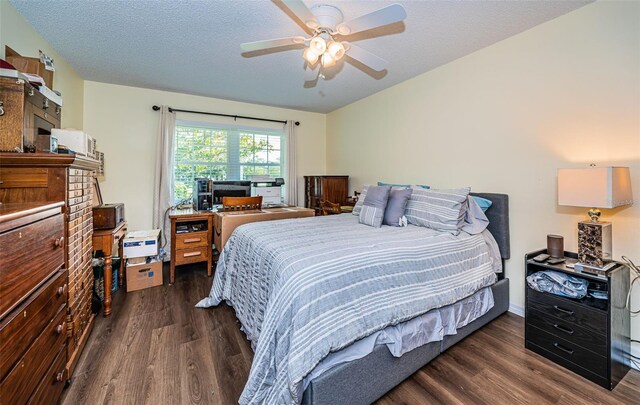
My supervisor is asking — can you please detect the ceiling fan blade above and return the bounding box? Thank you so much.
[240,36,306,52]
[344,42,388,71]
[304,63,320,81]
[336,4,407,35]
[282,0,319,28]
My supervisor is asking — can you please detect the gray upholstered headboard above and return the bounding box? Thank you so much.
[470,193,510,261]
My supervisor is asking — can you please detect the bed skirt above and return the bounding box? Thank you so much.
[301,278,510,405]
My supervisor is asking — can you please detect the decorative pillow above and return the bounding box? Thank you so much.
[404,187,471,234]
[472,196,492,212]
[383,188,413,226]
[352,185,369,216]
[377,181,411,188]
[359,186,391,228]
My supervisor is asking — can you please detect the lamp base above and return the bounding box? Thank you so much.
[578,221,612,267]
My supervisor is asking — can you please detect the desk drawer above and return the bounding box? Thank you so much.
[0,269,67,380]
[527,289,607,336]
[175,231,208,250]
[175,247,209,265]
[0,213,65,318]
[0,306,66,405]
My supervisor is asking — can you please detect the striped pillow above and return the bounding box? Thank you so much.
[358,185,391,228]
[359,205,384,228]
[351,185,369,216]
[404,187,471,234]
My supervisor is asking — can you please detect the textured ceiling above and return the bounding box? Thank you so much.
[10,0,590,113]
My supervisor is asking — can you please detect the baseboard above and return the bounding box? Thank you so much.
[631,343,640,371]
[508,303,524,317]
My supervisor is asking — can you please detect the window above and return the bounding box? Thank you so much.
[173,123,285,201]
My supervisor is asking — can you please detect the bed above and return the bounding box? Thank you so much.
[197,192,510,405]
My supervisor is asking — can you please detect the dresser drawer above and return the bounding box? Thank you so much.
[27,346,66,405]
[526,308,606,356]
[527,289,607,336]
[0,269,67,380]
[526,324,608,377]
[175,247,209,265]
[175,231,208,250]
[0,213,65,318]
[0,306,66,405]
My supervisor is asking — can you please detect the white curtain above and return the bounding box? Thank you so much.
[152,106,176,259]
[285,120,297,206]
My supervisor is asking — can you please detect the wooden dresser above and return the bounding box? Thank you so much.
[0,153,99,378]
[304,175,349,215]
[0,202,68,404]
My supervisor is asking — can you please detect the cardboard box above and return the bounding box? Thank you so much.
[123,229,160,258]
[126,258,163,292]
[213,207,314,253]
[5,46,54,89]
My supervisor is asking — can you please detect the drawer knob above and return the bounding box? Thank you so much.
[57,284,68,296]
[54,236,65,248]
[184,238,201,243]
[553,342,574,355]
[56,322,66,335]
[184,251,201,257]
[553,323,574,335]
[553,305,574,316]
[56,372,64,382]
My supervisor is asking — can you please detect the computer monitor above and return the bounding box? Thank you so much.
[211,180,251,205]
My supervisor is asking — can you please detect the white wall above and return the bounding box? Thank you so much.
[326,2,640,345]
[0,1,84,129]
[83,81,326,231]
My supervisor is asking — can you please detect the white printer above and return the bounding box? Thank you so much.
[250,176,284,206]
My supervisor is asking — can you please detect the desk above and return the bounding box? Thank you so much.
[92,221,127,317]
[214,207,315,253]
[169,209,215,284]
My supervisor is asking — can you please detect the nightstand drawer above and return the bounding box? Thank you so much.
[527,289,607,336]
[526,324,608,377]
[527,309,606,355]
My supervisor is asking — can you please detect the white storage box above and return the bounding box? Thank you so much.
[123,229,161,258]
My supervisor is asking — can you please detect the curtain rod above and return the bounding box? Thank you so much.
[152,105,299,126]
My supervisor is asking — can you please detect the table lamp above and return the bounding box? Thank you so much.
[558,166,633,268]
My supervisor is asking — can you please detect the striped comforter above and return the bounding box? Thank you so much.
[197,214,497,404]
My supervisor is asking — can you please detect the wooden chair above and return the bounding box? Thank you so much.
[320,200,341,216]
[221,196,263,211]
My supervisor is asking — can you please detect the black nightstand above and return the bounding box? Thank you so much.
[525,249,630,390]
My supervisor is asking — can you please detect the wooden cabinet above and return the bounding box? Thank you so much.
[524,249,630,390]
[0,202,68,404]
[0,77,61,152]
[0,153,99,378]
[304,175,349,215]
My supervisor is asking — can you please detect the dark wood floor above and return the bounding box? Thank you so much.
[62,264,640,405]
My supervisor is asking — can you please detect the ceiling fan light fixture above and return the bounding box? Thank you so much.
[327,41,345,60]
[303,48,319,64]
[321,52,336,67]
[309,36,327,55]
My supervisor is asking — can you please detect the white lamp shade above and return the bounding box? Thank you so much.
[558,166,633,209]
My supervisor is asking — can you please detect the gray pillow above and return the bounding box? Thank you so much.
[359,185,391,228]
[404,187,470,234]
[352,185,369,216]
[383,188,413,226]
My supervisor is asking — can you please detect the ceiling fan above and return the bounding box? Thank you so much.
[240,1,407,81]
